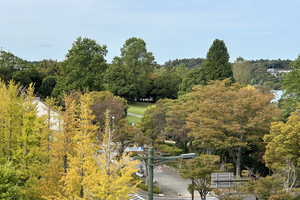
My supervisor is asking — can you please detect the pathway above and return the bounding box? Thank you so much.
[128,112,142,118]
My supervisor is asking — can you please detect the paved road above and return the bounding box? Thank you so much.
[136,164,220,199]
[128,112,142,118]
[153,166,191,197]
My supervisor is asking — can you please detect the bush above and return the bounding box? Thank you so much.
[160,144,183,156]
[132,174,159,194]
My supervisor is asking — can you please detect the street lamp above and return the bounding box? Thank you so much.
[112,116,115,132]
[133,147,196,200]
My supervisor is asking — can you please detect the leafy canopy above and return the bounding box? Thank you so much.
[52,37,108,99]
[186,78,281,177]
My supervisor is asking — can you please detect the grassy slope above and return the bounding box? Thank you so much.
[126,102,154,124]
[127,102,154,116]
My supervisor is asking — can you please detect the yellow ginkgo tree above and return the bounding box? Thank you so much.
[264,107,300,192]
[59,95,140,199]
[89,109,140,200]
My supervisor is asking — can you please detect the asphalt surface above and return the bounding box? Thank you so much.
[153,165,191,197]
[136,164,220,199]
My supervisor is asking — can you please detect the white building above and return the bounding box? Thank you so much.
[33,97,62,132]
[267,68,292,77]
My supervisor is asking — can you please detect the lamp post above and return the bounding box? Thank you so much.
[134,147,196,200]
[112,116,115,132]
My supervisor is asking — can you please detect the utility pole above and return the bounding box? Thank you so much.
[134,147,196,200]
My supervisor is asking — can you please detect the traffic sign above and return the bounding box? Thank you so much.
[124,147,144,152]
[157,165,162,170]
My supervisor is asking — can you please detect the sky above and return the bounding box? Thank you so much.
[1,0,300,64]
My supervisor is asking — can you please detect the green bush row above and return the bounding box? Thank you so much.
[132,174,159,194]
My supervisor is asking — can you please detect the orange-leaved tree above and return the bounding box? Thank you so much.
[186,79,281,177]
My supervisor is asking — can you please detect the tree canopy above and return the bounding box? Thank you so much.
[186,79,281,177]
[281,55,300,115]
[180,155,220,200]
[264,106,300,170]
[52,37,108,99]
[233,57,251,85]
[105,37,156,102]
[203,39,233,81]
[152,66,182,100]
[178,67,206,96]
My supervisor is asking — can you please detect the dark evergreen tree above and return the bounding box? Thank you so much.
[39,76,57,97]
[152,66,182,100]
[104,57,131,99]
[178,67,206,96]
[203,39,233,81]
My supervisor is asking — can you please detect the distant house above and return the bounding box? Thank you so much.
[267,68,292,77]
[33,97,61,132]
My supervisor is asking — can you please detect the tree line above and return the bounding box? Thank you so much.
[0,37,292,105]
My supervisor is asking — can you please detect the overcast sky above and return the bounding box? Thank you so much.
[1,0,299,64]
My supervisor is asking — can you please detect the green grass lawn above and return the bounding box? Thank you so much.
[127,102,154,116]
[126,102,154,124]
[126,115,141,125]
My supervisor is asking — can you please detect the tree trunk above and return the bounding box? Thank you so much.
[63,154,67,173]
[236,146,242,178]
[200,192,206,200]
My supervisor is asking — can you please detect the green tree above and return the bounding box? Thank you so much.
[52,37,108,99]
[273,83,281,90]
[268,74,280,84]
[147,73,160,102]
[254,67,267,75]
[203,39,233,81]
[152,67,182,100]
[180,155,220,200]
[39,76,57,97]
[264,81,274,89]
[178,67,206,96]
[37,59,57,76]
[232,57,251,85]
[0,50,27,82]
[104,58,131,99]
[281,55,300,115]
[107,37,156,102]
[243,175,293,200]
[165,58,206,70]
[0,51,43,92]
[175,62,188,77]
[141,99,171,145]
[0,162,22,200]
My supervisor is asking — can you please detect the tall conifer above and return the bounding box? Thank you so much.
[203,39,233,81]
